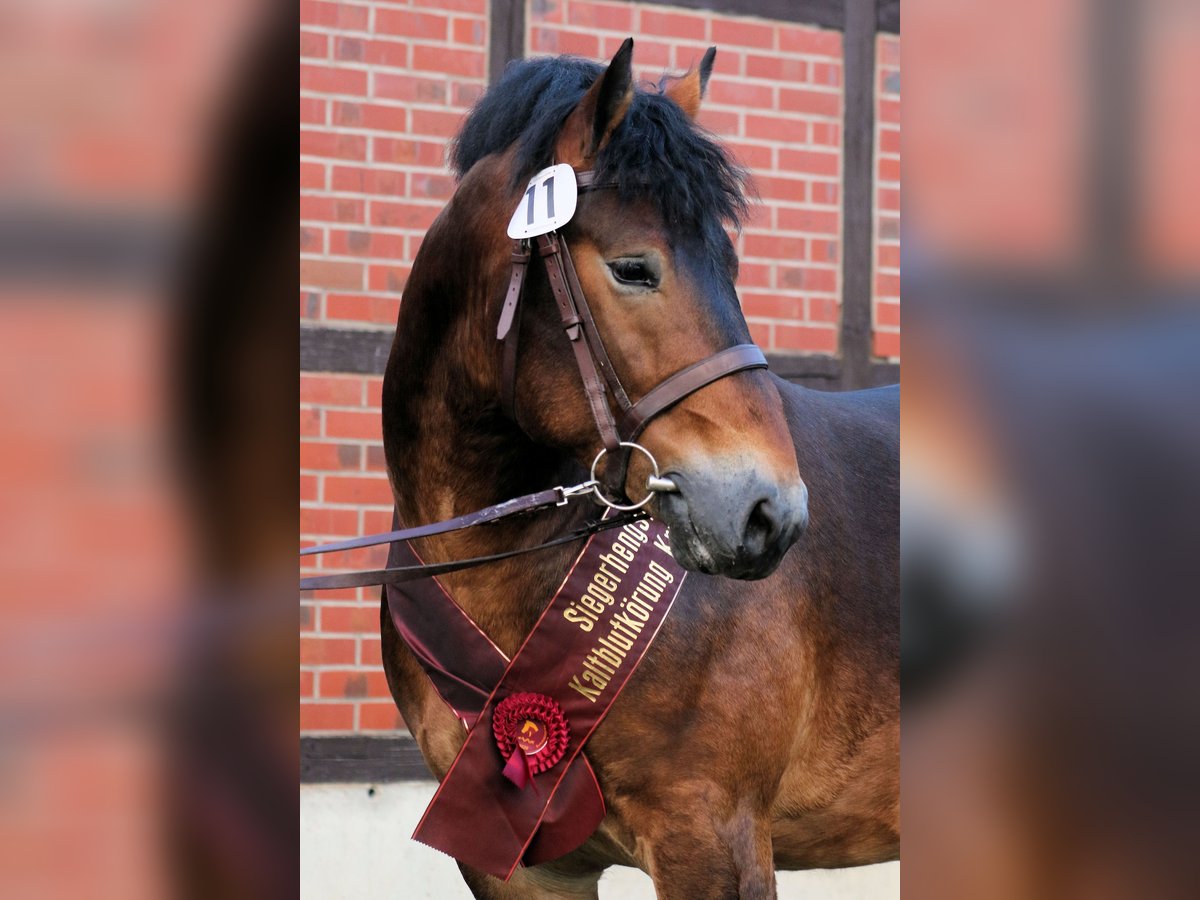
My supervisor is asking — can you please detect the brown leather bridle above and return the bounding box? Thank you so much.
[299,168,769,590]
[496,169,767,507]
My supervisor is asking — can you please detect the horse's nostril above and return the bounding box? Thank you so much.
[743,497,779,555]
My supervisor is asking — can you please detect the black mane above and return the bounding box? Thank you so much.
[451,55,750,251]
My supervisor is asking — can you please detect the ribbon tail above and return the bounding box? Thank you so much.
[502,750,530,789]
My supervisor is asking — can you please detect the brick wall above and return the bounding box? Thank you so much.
[300,1,900,735]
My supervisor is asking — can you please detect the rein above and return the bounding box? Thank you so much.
[299,166,767,590]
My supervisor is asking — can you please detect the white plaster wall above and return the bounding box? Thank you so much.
[301,782,898,899]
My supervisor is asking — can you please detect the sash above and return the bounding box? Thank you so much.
[387,516,685,879]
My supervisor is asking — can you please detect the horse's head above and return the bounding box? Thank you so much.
[457,40,807,579]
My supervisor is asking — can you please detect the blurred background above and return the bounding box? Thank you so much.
[0,0,1197,897]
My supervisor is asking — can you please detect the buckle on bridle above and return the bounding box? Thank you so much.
[589,442,677,511]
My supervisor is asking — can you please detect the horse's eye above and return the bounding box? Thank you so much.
[607,258,658,289]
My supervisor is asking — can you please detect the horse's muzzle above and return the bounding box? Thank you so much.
[653,465,808,579]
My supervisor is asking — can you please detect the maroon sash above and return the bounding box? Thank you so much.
[387,516,685,879]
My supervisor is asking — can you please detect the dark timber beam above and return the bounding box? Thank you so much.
[838,0,878,390]
[488,0,525,85]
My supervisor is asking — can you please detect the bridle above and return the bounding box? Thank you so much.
[498,169,767,509]
[299,167,767,590]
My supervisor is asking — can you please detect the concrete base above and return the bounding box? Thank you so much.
[301,782,898,898]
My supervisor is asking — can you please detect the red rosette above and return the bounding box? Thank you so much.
[492,692,569,788]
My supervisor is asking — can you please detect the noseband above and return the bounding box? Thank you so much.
[496,169,767,506]
[299,168,769,590]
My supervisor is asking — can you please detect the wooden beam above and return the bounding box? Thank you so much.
[488,0,525,85]
[301,735,433,783]
[838,0,878,390]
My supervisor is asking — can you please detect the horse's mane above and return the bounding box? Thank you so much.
[451,55,750,255]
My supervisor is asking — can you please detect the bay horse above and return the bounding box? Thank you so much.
[380,41,898,899]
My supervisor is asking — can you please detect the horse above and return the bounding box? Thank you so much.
[379,40,898,899]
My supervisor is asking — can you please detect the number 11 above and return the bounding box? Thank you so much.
[525,176,557,226]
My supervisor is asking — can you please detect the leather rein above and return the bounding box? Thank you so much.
[299,168,767,591]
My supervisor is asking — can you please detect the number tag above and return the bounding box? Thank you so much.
[506,164,578,239]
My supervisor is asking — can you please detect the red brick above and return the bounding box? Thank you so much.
[603,34,667,67]
[373,137,446,167]
[301,636,357,666]
[326,293,402,324]
[300,505,360,536]
[301,702,355,732]
[324,474,391,506]
[411,108,467,139]
[777,207,838,234]
[811,238,839,263]
[363,507,392,533]
[300,226,324,253]
[743,233,805,260]
[452,80,485,107]
[876,302,901,328]
[878,186,900,212]
[879,98,900,124]
[878,245,901,269]
[373,72,447,104]
[321,606,382,634]
[779,149,840,177]
[727,141,772,171]
[300,97,326,125]
[879,36,900,66]
[368,265,411,293]
[300,162,325,189]
[808,296,840,323]
[745,54,808,82]
[360,703,406,731]
[531,27,600,58]
[755,175,806,203]
[300,64,367,96]
[325,411,383,442]
[330,230,406,259]
[779,26,841,57]
[361,638,384,668]
[811,62,842,88]
[365,379,385,409]
[301,259,363,290]
[450,18,481,46]
[300,129,367,161]
[331,166,406,196]
[370,201,440,230]
[320,669,389,699]
[810,180,840,206]
[640,9,706,40]
[735,261,771,288]
[300,30,328,59]
[300,407,322,437]
[776,324,837,353]
[746,114,807,144]
[300,670,315,699]
[350,38,409,69]
[741,293,804,320]
[300,195,365,224]
[746,320,772,347]
[366,445,388,472]
[779,88,841,118]
[708,80,773,108]
[811,122,841,146]
[334,101,408,133]
[412,44,484,78]
[409,172,455,199]
[301,374,362,406]
[879,128,900,155]
[873,330,901,359]
[300,474,318,501]
[778,266,837,293]
[413,0,485,12]
[878,157,901,183]
[300,1,369,32]
[696,107,739,137]
[375,8,449,41]
[568,2,633,30]
[875,273,900,297]
[711,19,774,49]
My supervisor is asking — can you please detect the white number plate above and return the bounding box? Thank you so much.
[506,164,578,239]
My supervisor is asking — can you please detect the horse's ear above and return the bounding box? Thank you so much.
[661,47,716,120]
[555,38,635,166]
